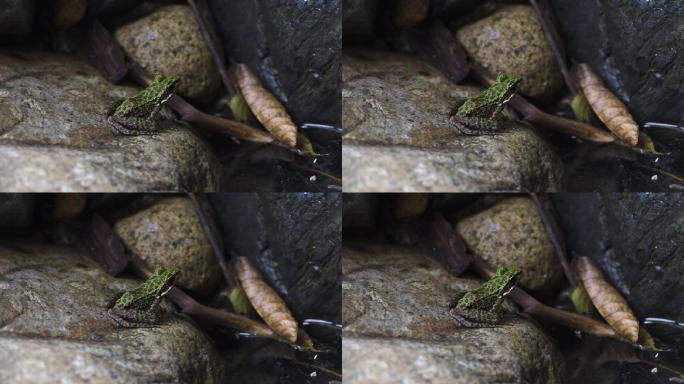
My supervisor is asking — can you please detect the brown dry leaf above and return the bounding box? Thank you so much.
[575,256,639,343]
[234,64,297,147]
[234,256,298,343]
[575,63,639,146]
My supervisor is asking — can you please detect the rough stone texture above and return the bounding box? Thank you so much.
[456,197,563,292]
[114,5,221,102]
[210,193,341,322]
[456,5,563,100]
[342,0,378,42]
[549,0,684,125]
[114,197,222,296]
[0,194,34,229]
[552,193,684,322]
[343,241,564,384]
[0,50,220,192]
[0,243,225,384]
[208,0,341,125]
[0,0,35,37]
[342,49,562,192]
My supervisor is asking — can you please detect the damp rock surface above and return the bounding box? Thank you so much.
[0,243,225,384]
[0,50,221,192]
[342,49,562,192]
[342,241,564,384]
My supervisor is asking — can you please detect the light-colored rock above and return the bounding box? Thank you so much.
[0,50,221,192]
[114,5,221,102]
[456,197,563,292]
[114,197,222,296]
[456,5,563,99]
[343,241,564,384]
[0,243,225,383]
[342,49,561,192]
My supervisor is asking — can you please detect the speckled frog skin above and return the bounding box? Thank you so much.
[450,74,521,135]
[108,267,178,327]
[108,75,178,135]
[449,266,521,327]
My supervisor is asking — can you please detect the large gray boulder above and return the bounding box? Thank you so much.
[207,0,341,125]
[343,241,564,383]
[342,49,562,192]
[0,50,221,192]
[549,0,684,126]
[552,193,684,322]
[0,243,225,383]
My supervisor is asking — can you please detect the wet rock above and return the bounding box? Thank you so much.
[456,5,563,100]
[342,49,561,192]
[0,243,225,383]
[552,193,684,321]
[207,0,341,125]
[456,197,563,292]
[0,0,35,37]
[210,193,341,322]
[343,241,564,384]
[343,0,378,42]
[549,0,684,125]
[0,194,34,230]
[0,50,220,192]
[114,197,222,296]
[114,5,221,102]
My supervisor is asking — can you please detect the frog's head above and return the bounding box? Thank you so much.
[493,74,521,104]
[492,266,521,297]
[150,75,179,105]
[151,267,179,296]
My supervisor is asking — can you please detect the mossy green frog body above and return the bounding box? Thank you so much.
[108,267,178,327]
[108,75,178,135]
[449,266,521,327]
[450,74,521,135]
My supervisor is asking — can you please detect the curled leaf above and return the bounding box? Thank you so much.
[228,285,252,315]
[234,64,297,147]
[570,93,592,122]
[575,256,639,343]
[569,285,592,314]
[234,256,298,343]
[229,93,252,123]
[575,63,639,146]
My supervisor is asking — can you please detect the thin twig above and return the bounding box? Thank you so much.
[529,193,576,286]
[291,164,342,185]
[186,0,237,96]
[529,0,578,94]
[634,164,684,185]
[287,360,342,381]
[188,193,235,287]
[129,258,284,342]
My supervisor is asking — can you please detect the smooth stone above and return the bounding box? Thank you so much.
[0,50,220,192]
[114,5,221,102]
[456,197,563,292]
[552,193,684,322]
[343,241,564,384]
[114,197,222,296]
[0,243,225,383]
[456,5,563,100]
[207,0,341,125]
[210,193,341,322]
[342,49,562,192]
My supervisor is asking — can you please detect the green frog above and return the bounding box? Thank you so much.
[450,74,521,135]
[108,75,179,135]
[449,266,521,327]
[107,267,179,327]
